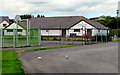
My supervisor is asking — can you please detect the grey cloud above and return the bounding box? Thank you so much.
[0,0,118,18]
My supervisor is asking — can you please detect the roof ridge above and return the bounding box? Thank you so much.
[30,16,84,19]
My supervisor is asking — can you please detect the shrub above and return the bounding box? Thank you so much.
[53,37,57,40]
[111,29,120,37]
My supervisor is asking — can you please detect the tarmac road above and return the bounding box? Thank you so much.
[18,42,118,73]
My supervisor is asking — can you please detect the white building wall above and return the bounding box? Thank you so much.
[66,21,108,36]
[6,23,23,29]
[92,29,98,36]
[70,21,94,29]
[66,21,96,36]
[99,30,108,35]
[4,23,26,35]
[41,21,108,37]
[41,30,61,36]
[4,30,26,35]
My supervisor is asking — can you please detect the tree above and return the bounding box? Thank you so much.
[108,17,120,29]
[20,14,33,19]
[90,15,120,29]
[41,15,45,17]
[9,19,14,23]
[37,14,40,17]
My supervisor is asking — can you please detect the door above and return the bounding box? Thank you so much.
[87,29,92,38]
[62,29,66,37]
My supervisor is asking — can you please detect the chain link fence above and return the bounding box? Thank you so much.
[0,28,41,48]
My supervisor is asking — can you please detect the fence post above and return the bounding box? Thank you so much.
[38,29,41,45]
[101,33,103,42]
[96,34,97,42]
[13,28,16,48]
[106,34,107,42]
[106,29,108,42]
[0,29,3,48]
[27,30,29,46]
[27,19,28,46]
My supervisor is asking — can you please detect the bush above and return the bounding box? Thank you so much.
[111,29,120,37]
[53,37,57,40]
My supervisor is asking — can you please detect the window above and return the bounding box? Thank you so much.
[7,29,22,32]
[74,29,80,32]
[3,24,7,27]
[70,33,76,37]
[7,29,13,32]
[46,30,49,32]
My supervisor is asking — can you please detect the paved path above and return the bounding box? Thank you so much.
[2,40,93,51]
[18,42,118,73]
[2,41,71,51]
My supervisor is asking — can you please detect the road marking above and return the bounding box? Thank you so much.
[38,57,42,59]
[65,55,68,59]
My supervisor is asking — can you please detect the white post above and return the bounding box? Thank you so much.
[27,19,29,46]
[106,29,108,42]
[106,30,107,42]
[13,28,16,48]
[38,29,41,45]
[0,28,3,49]
[16,21,18,47]
[28,19,30,45]
[60,26,61,44]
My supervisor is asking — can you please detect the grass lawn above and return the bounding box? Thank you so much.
[1,51,25,75]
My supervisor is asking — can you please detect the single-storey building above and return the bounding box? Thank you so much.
[0,16,10,28]
[0,16,26,36]
[28,16,109,37]
[4,22,26,35]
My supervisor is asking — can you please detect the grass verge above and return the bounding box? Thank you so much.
[1,51,25,75]
[111,40,120,42]
[20,44,83,53]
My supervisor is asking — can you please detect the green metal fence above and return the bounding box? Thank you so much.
[0,28,41,48]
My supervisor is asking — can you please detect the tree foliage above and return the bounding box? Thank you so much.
[37,14,40,17]
[90,15,120,29]
[20,14,34,19]
[9,19,14,23]
[37,14,45,17]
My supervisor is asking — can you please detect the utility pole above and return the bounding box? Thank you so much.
[27,19,29,46]
[117,10,119,39]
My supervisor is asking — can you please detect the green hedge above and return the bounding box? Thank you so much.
[111,29,120,37]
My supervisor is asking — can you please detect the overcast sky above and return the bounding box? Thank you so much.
[0,0,119,19]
